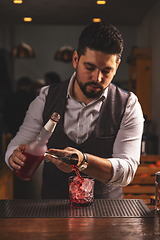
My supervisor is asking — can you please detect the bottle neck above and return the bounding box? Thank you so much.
[36,128,52,145]
[36,119,57,145]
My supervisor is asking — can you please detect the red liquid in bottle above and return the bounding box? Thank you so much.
[13,152,44,180]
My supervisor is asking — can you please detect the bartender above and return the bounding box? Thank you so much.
[5,22,144,199]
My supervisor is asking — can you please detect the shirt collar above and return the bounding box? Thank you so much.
[67,72,76,99]
[67,72,108,102]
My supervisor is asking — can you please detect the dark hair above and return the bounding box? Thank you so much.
[77,23,123,62]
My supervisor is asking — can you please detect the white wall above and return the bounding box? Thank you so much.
[0,24,137,84]
[137,0,160,153]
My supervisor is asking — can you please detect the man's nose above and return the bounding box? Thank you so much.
[93,70,103,82]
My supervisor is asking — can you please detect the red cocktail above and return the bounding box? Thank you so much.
[69,172,94,207]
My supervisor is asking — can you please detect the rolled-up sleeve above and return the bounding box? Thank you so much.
[107,92,144,186]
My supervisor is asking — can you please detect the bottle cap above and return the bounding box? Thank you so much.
[51,112,60,123]
[156,171,160,183]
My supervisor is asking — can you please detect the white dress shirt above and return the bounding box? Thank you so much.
[5,73,144,187]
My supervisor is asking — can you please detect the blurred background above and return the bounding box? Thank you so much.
[0,0,160,199]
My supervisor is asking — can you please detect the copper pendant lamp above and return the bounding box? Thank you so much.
[54,46,74,63]
[11,43,35,58]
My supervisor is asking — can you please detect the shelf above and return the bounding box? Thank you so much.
[123,155,160,199]
[128,48,151,119]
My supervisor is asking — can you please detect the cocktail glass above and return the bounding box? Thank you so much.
[69,176,94,207]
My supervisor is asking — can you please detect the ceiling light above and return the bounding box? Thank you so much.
[13,0,23,4]
[11,43,35,58]
[54,46,74,63]
[96,1,106,4]
[93,18,101,23]
[23,17,32,22]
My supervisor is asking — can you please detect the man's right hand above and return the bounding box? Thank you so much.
[9,144,27,170]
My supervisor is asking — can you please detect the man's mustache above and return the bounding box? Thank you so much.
[86,82,103,89]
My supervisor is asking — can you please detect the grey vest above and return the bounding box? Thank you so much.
[41,80,130,199]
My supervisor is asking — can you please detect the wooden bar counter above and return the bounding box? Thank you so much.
[0,199,159,240]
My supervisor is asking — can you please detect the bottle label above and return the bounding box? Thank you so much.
[44,112,60,132]
[44,119,57,132]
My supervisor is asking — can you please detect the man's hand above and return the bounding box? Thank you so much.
[44,147,84,173]
[9,144,27,170]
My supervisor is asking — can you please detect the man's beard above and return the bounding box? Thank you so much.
[75,75,104,99]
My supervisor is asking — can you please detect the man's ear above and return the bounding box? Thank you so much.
[72,51,79,69]
[116,59,121,71]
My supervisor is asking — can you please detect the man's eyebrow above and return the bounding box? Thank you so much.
[84,62,112,70]
[84,62,96,67]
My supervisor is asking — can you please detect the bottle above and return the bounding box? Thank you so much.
[155,171,160,211]
[13,112,60,180]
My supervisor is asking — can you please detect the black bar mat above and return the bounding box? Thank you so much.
[0,199,154,218]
